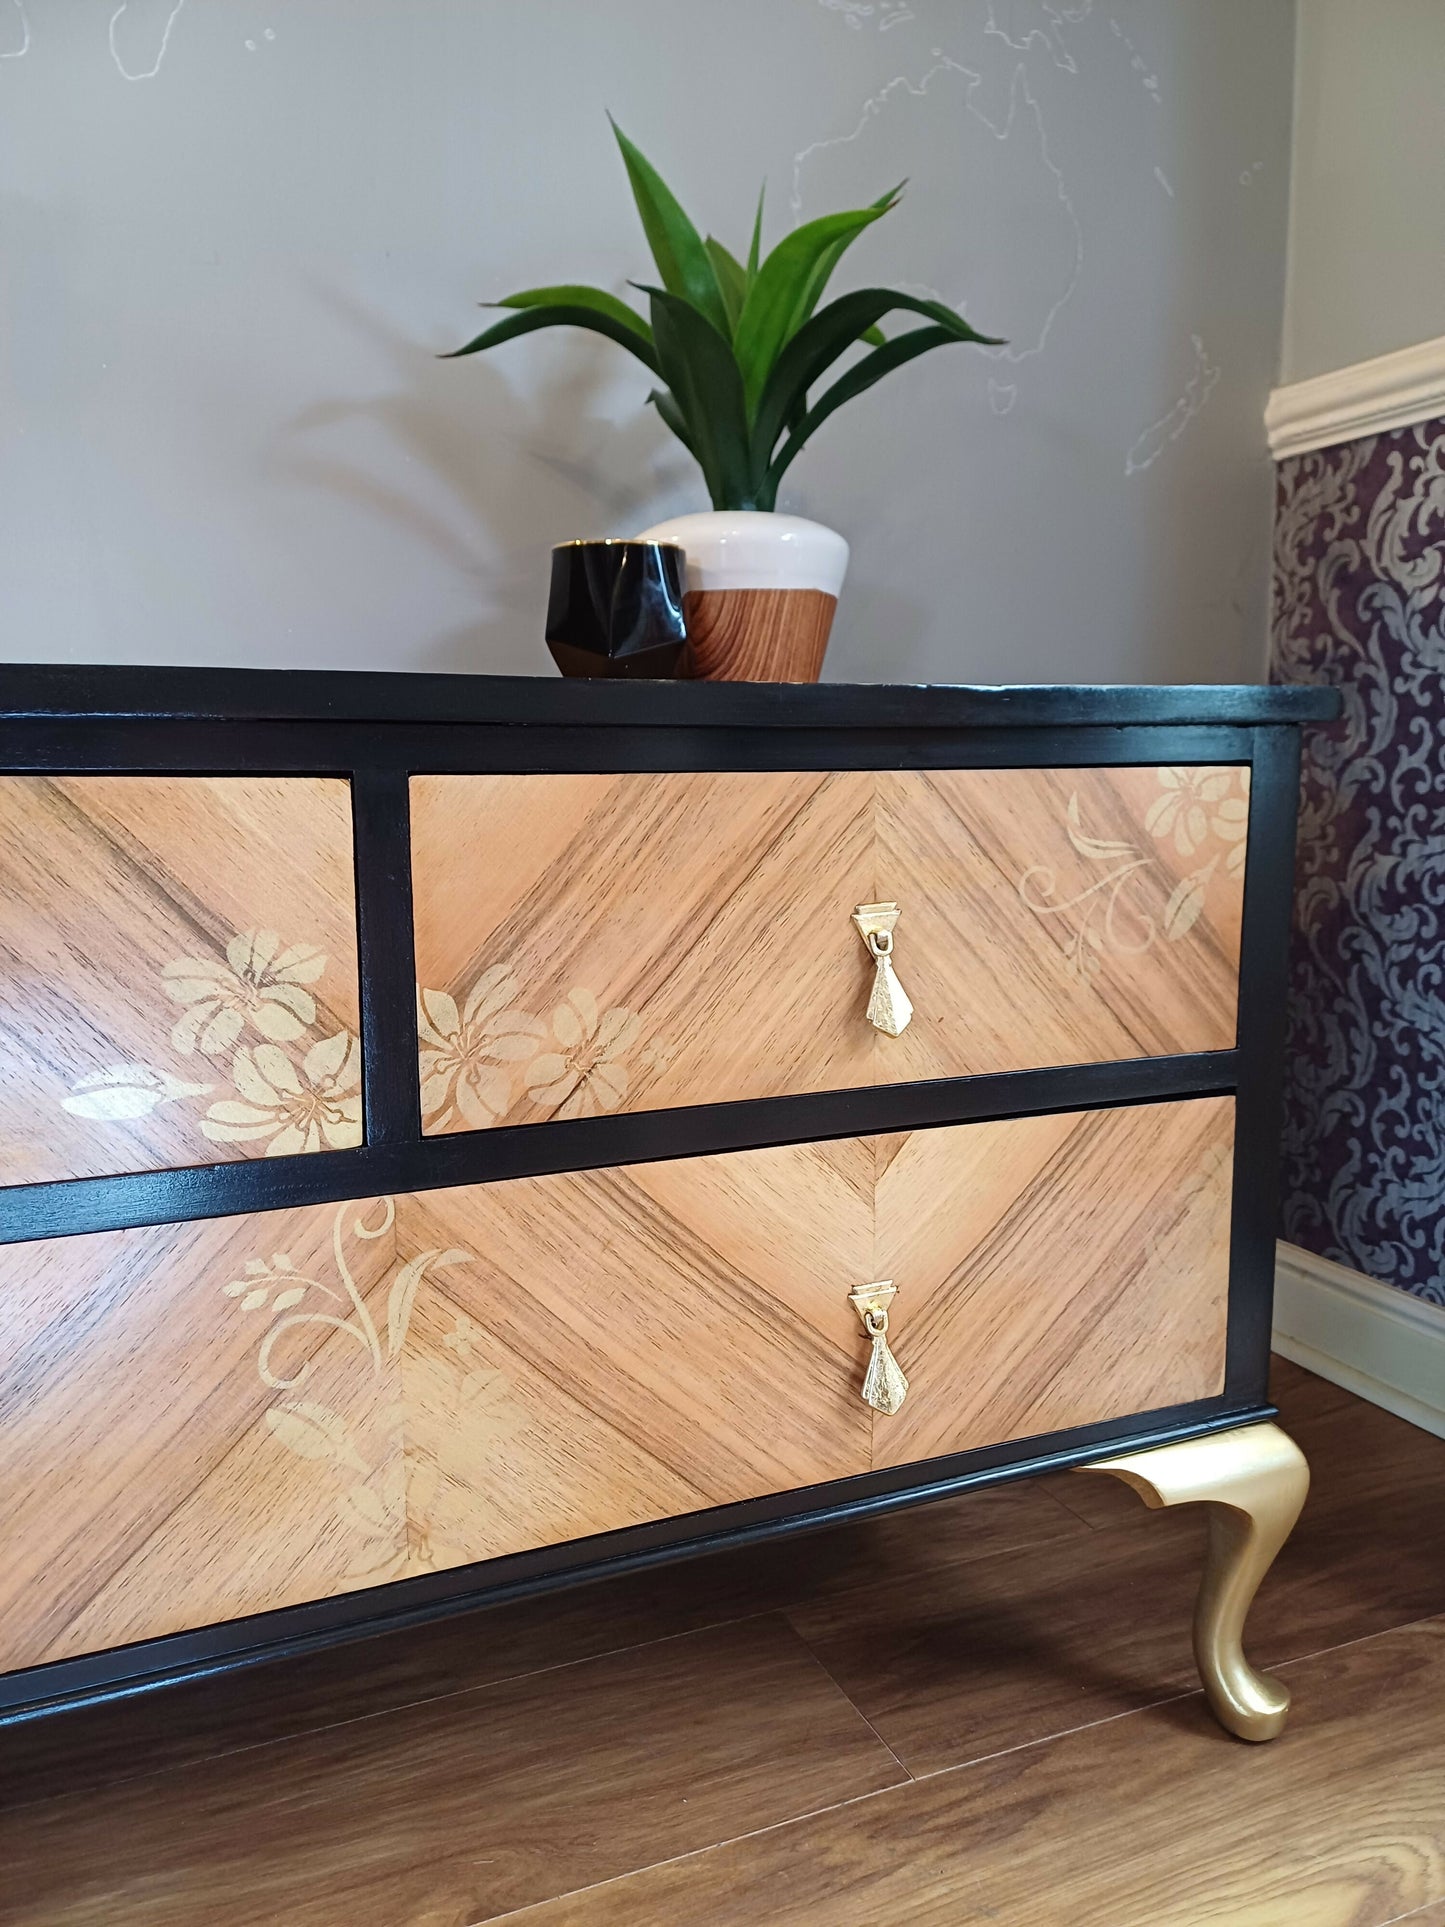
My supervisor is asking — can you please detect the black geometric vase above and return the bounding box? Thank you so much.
[544,540,689,679]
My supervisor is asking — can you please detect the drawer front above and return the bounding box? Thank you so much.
[871,1095,1232,1467]
[410,768,1246,1133]
[0,776,361,1184]
[0,1098,1229,1674]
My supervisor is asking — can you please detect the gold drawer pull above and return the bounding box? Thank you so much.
[849,1282,909,1416]
[852,902,913,1037]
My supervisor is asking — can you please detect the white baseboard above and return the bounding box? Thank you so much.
[1273,1241,1445,1440]
[1265,333,1445,459]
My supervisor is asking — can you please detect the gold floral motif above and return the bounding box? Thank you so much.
[1019,796,1158,975]
[524,988,641,1119]
[1143,767,1237,859]
[226,1196,402,1388]
[163,931,327,1056]
[417,966,545,1130]
[64,926,356,1162]
[1213,794,1249,878]
[1020,768,1249,977]
[201,1031,363,1155]
[433,1312,519,1450]
[224,1200,518,1582]
[264,1400,373,1477]
[62,1062,213,1122]
[395,1313,521,1573]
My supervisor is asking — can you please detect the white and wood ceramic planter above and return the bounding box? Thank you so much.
[637,511,849,681]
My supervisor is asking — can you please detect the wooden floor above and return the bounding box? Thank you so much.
[2,1358,1443,1925]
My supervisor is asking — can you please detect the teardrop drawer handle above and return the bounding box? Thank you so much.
[849,1282,909,1415]
[852,902,914,1037]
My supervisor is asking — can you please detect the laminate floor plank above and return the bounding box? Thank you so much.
[0,1616,906,1927]
[784,1383,1445,1777]
[0,1479,1084,1808]
[3,1362,1440,1925]
[502,1617,1445,1927]
[786,1506,1204,1773]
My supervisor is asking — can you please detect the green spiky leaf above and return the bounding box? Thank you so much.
[647,385,698,458]
[494,284,653,345]
[765,324,973,497]
[785,183,905,344]
[751,287,1002,470]
[610,119,730,336]
[444,301,659,374]
[445,127,1000,511]
[705,239,749,336]
[747,185,765,281]
[645,288,755,509]
[732,196,900,414]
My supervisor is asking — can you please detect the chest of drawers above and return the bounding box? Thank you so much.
[0,669,1337,1739]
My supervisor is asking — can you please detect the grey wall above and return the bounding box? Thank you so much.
[1284,0,1445,383]
[0,0,1294,684]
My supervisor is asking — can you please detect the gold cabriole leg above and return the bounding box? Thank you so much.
[1077,1421,1310,1743]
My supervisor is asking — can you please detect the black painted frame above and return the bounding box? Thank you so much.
[0,668,1338,1724]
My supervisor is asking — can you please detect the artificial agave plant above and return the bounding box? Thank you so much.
[447,119,1002,511]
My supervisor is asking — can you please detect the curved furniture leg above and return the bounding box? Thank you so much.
[1076,1422,1310,1743]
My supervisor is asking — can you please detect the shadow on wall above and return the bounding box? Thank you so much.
[271,283,939,679]
[271,285,696,671]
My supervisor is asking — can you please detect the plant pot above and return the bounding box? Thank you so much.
[543,540,689,679]
[635,512,848,682]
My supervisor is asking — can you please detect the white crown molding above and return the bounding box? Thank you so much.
[1266,334,1445,460]
[1273,1240,1445,1440]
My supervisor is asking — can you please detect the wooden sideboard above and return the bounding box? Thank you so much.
[0,669,1338,1736]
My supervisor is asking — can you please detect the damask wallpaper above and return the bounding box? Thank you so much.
[1272,415,1445,1306]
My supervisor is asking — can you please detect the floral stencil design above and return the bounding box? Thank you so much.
[164,932,327,1055]
[1212,795,1249,879]
[417,967,545,1130]
[525,989,641,1119]
[416,973,644,1128]
[1145,768,1245,866]
[202,1031,362,1155]
[62,926,359,1160]
[1019,768,1248,978]
[62,1062,214,1122]
[223,1199,518,1580]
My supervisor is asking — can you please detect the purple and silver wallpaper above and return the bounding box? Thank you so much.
[1272,416,1445,1306]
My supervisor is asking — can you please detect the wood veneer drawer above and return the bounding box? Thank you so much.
[0,1096,1230,1674]
[410,768,1246,1133]
[0,776,362,1185]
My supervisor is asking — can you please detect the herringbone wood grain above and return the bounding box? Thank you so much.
[0,1200,397,1671]
[872,1098,1233,1467]
[0,775,360,1184]
[0,1102,1230,1672]
[409,767,1247,1132]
